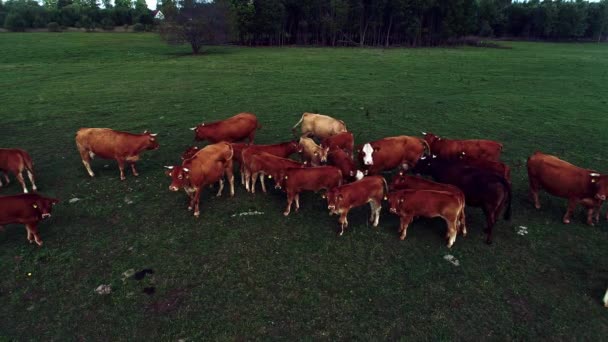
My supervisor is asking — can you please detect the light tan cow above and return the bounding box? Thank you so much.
[299,137,329,166]
[292,113,347,139]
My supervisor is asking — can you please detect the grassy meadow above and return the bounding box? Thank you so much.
[1,33,608,340]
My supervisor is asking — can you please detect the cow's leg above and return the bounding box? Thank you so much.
[187,191,197,211]
[483,206,496,244]
[369,202,377,225]
[459,206,467,236]
[1,172,9,185]
[130,163,139,177]
[446,218,458,248]
[228,172,235,197]
[79,150,95,177]
[586,207,595,226]
[373,200,381,227]
[283,192,294,216]
[240,164,246,186]
[251,172,259,194]
[338,212,349,236]
[116,159,126,180]
[193,187,202,217]
[26,170,37,191]
[216,179,225,197]
[294,193,300,212]
[260,173,267,193]
[244,168,251,192]
[26,223,42,246]
[529,178,541,209]
[562,198,578,224]
[399,215,413,240]
[25,224,33,243]
[15,171,28,193]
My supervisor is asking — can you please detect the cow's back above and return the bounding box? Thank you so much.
[302,113,347,138]
[0,194,41,225]
[527,152,591,197]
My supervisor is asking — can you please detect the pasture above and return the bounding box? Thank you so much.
[1,33,608,340]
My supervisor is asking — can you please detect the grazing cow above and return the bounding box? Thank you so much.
[191,112,260,144]
[413,155,511,244]
[358,136,429,175]
[390,173,466,232]
[292,112,347,139]
[299,137,329,166]
[0,193,59,246]
[458,153,511,182]
[276,166,343,216]
[165,142,234,217]
[325,176,388,236]
[242,152,304,193]
[75,128,159,180]
[387,189,466,248]
[321,132,354,156]
[0,148,37,193]
[327,148,364,182]
[527,151,608,225]
[422,132,503,162]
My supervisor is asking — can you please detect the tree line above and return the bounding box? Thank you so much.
[2,0,608,47]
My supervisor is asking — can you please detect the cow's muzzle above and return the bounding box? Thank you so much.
[169,186,179,192]
[42,213,51,219]
[596,194,607,201]
[389,208,396,214]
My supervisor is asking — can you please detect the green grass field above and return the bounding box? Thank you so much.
[1,33,608,340]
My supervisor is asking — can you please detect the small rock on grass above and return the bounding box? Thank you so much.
[94,284,111,295]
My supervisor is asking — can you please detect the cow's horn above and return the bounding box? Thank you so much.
[189,127,196,131]
[421,131,427,135]
[164,166,174,170]
[183,168,190,172]
[150,133,158,137]
[143,130,149,134]
[590,173,600,177]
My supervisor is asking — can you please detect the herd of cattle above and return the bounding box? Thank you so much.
[1,112,608,252]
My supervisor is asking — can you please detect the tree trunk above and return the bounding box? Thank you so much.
[385,15,393,48]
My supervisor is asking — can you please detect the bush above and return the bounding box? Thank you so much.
[47,21,61,32]
[101,17,114,31]
[133,23,144,32]
[4,12,27,32]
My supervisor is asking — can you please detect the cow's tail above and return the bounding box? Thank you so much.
[381,177,389,200]
[20,150,34,174]
[498,176,512,221]
[420,139,431,156]
[291,113,305,134]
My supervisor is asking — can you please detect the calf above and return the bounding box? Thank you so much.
[413,155,511,244]
[390,173,466,232]
[292,112,347,139]
[299,137,329,166]
[325,176,388,236]
[275,166,343,216]
[242,152,304,193]
[75,128,159,180]
[527,151,608,225]
[237,141,299,185]
[0,193,59,246]
[0,148,37,193]
[387,189,465,248]
[321,132,354,156]
[191,112,260,143]
[165,142,234,217]
[422,132,503,162]
[358,135,429,175]
[327,148,364,182]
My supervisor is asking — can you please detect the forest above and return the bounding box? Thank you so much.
[1,0,608,46]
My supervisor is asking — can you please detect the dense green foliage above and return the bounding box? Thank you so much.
[1,33,608,340]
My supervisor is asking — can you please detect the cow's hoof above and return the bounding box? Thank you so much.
[36,241,43,247]
[187,206,192,211]
[563,219,571,224]
[194,212,200,218]
[399,236,406,241]
[283,212,289,216]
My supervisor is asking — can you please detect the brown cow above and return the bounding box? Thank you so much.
[191,112,260,143]
[234,141,299,185]
[0,193,59,246]
[75,128,159,180]
[321,132,354,156]
[327,148,364,182]
[275,166,343,216]
[299,136,329,166]
[0,148,37,193]
[165,142,234,217]
[458,153,511,182]
[242,152,304,193]
[422,132,502,162]
[325,176,388,236]
[387,189,465,248]
[527,151,608,225]
[358,136,429,175]
[292,112,347,139]
[390,173,466,233]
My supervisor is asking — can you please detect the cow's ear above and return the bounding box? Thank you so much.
[399,171,404,176]
[183,168,190,173]
[398,198,403,203]
[421,131,427,136]
[284,175,288,179]
[321,193,327,199]
[143,130,149,134]
[591,173,600,183]
[32,203,38,208]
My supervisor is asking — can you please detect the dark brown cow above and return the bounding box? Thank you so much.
[387,189,465,248]
[276,166,343,216]
[75,128,159,180]
[422,132,502,162]
[0,193,59,246]
[242,152,304,193]
[191,112,260,143]
[165,142,234,217]
[458,154,511,182]
[390,173,466,232]
[321,132,354,156]
[327,148,364,182]
[358,136,429,175]
[0,148,37,193]
[527,151,608,225]
[325,176,388,236]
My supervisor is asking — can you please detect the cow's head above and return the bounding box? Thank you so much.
[143,131,160,150]
[324,188,342,215]
[32,197,59,219]
[190,124,209,141]
[387,192,403,215]
[590,173,608,200]
[275,173,289,190]
[422,132,439,145]
[315,146,330,164]
[350,170,364,181]
[361,143,378,166]
[165,165,190,191]
[181,146,200,160]
[390,172,408,191]
[410,154,437,175]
